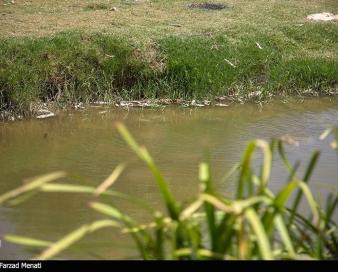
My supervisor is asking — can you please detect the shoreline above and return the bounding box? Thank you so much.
[3,92,338,121]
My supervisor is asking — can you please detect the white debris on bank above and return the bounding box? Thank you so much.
[256,42,263,50]
[215,103,229,107]
[74,102,85,110]
[191,100,205,107]
[36,110,55,119]
[115,99,174,108]
[307,12,338,22]
[93,101,112,105]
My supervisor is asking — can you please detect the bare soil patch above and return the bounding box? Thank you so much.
[307,12,338,22]
[188,2,228,10]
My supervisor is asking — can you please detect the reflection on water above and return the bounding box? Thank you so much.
[0,98,338,259]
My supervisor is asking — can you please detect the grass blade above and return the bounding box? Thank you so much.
[319,128,333,140]
[288,152,320,227]
[90,202,128,222]
[4,235,51,248]
[94,163,126,197]
[0,172,66,205]
[180,199,204,221]
[275,180,298,209]
[255,140,272,189]
[200,194,234,213]
[245,208,273,260]
[237,141,257,199]
[116,123,179,219]
[90,201,150,259]
[32,220,119,260]
[296,180,320,225]
[278,140,293,173]
[274,215,296,257]
[325,194,338,228]
[41,183,124,196]
[199,162,217,251]
[220,163,240,184]
[41,183,154,212]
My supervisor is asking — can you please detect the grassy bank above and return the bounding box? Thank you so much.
[0,0,338,116]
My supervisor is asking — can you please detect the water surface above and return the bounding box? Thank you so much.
[0,98,338,259]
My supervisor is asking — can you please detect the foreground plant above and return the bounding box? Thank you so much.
[0,124,337,260]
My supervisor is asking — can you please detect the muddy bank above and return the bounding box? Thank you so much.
[5,89,338,121]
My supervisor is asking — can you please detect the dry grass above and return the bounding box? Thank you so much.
[1,0,337,40]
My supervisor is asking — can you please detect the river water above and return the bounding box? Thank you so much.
[0,98,337,259]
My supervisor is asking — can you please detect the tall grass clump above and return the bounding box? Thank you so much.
[0,125,337,260]
[158,29,338,99]
[0,32,157,115]
[157,35,274,98]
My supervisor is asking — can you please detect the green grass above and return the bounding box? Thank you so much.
[0,0,338,116]
[0,124,337,260]
[84,3,110,11]
[1,29,338,116]
[0,33,153,114]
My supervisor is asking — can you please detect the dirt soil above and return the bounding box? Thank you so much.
[188,2,228,10]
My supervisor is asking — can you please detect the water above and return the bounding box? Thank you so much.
[0,98,338,259]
